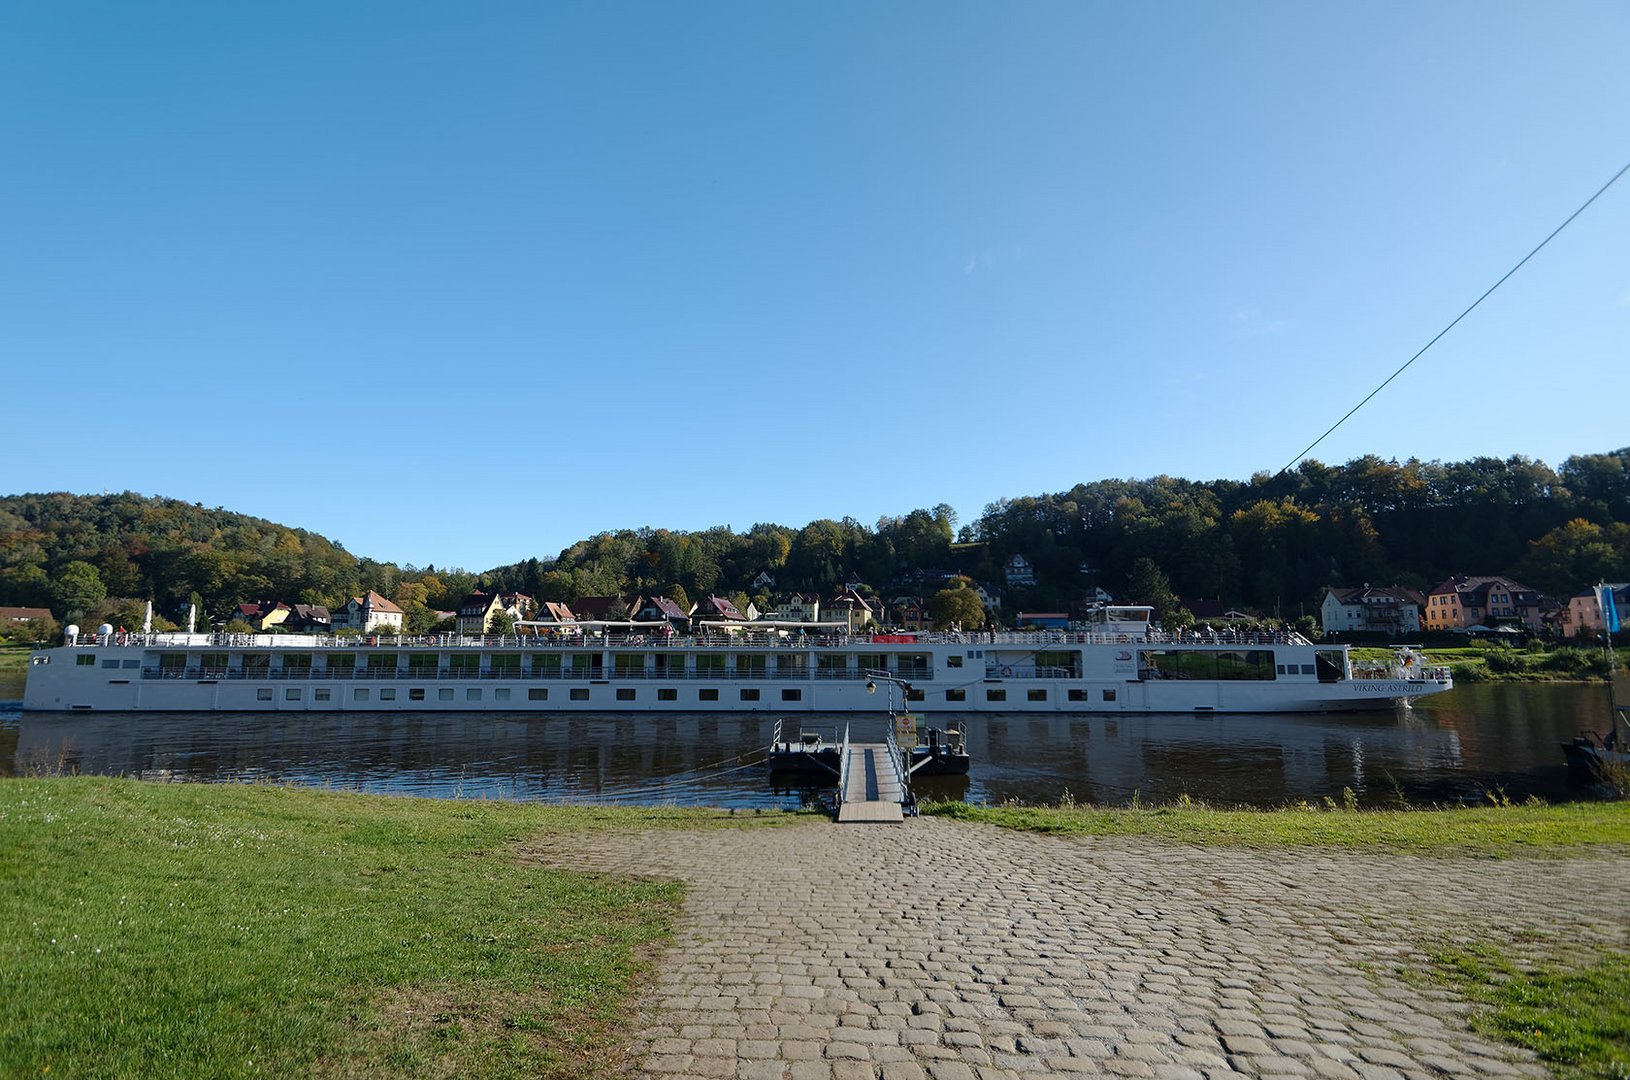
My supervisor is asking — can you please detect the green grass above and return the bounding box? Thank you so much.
[921,798,1630,855]
[0,777,797,1079]
[1431,944,1630,1079]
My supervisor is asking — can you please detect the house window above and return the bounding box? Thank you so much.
[616,688,636,701]
[741,689,760,701]
[945,689,966,702]
[570,688,589,701]
[699,688,719,701]
[658,688,677,701]
[528,688,547,701]
[986,689,1006,702]
[782,688,801,702]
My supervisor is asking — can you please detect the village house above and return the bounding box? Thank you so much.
[827,588,876,633]
[285,604,332,633]
[233,601,291,631]
[571,595,632,623]
[776,593,821,623]
[1423,575,1546,634]
[455,591,506,634]
[633,596,691,633]
[893,597,931,632]
[1319,586,1426,637]
[1562,583,1629,639]
[0,606,54,626]
[1004,554,1036,587]
[332,591,404,633]
[692,595,747,633]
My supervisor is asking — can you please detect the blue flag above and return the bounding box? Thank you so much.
[1602,585,1621,633]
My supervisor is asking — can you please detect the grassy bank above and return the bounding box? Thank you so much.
[0,777,792,1079]
[1351,644,1619,684]
[922,797,1630,855]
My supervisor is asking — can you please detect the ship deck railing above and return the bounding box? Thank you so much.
[80,626,1316,651]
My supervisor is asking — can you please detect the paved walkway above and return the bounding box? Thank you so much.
[520,819,1630,1080]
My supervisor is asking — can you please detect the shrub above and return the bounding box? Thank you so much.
[1482,650,1527,675]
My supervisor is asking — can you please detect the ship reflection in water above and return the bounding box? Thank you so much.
[0,683,1611,808]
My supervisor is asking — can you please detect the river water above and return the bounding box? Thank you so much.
[0,679,1616,808]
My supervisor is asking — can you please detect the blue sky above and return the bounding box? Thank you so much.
[4,1,1627,572]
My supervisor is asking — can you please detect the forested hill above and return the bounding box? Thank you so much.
[3,447,1628,630]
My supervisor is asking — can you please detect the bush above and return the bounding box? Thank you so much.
[1482,650,1528,675]
[1541,647,1594,674]
[1453,662,1490,683]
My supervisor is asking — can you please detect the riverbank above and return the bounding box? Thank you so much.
[4,778,1628,1077]
[1354,644,1621,683]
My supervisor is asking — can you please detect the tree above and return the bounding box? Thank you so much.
[488,610,516,636]
[1125,557,1179,621]
[929,583,986,631]
[50,560,106,618]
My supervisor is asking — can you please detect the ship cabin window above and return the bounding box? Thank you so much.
[945,689,966,702]
[616,688,636,701]
[570,688,589,701]
[102,659,120,669]
[408,654,439,677]
[735,655,766,678]
[658,688,677,701]
[1068,689,1088,702]
[285,688,301,701]
[896,654,931,678]
[411,688,427,701]
[1028,689,1047,702]
[449,655,480,678]
[696,655,725,677]
[569,654,598,677]
[1034,651,1079,678]
[613,654,644,677]
[816,654,848,678]
[492,688,508,701]
[656,654,685,677]
[531,654,562,677]
[381,688,397,701]
[907,689,924,702]
[466,688,482,700]
[200,653,228,674]
[740,688,760,701]
[324,655,354,677]
[528,688,546,701]
[257,688,273,701]
[77,654,96,666]
[986,689,1007,702]
[489,654,520,676]
[354,689,369,701]
[438,688,454,701]
[699,688,719,701]
[160,654,187,675]
[124,659,140,668]
[314,688,331,701]
[781,688,801,702]
[1138,650,1275,681]
[946,655,963,668]
[1315,650,1346,683]
[1103,688,1116,701]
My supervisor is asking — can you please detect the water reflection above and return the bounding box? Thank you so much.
[0,681,1613,808]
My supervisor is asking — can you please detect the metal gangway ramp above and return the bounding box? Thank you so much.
[834,722,909,824]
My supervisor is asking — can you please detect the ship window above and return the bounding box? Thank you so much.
[781,688,801,701]
[696,655,725,676]
[77,654,96,666]
[740,688,760,701]
[102,659,120,669]
[493,688,509,701]
[570,688,589,701]
[946,655,963,668]
[466,688,482,700]
[945,689,966,702]
[658,688,677,701]
[986,688,1006,702]
[411,688,426,701]
[616,688,636,701]
[1103,688,1116,701]
[1028,689,1047,702]
[354,689,369,701]
[1301,664,1315,675]
[285,688,301,701]
[438,688,454,701]
[528,688,547,701]
[907,689,924,702]
[257,688,273,701]
[314,688,331,701]
[699,688,719,701]
[1068,689,1087,702]
[124,659,140,668]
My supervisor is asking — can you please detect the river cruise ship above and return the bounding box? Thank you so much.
[21,606,1451,714]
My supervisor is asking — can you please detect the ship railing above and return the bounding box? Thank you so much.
[835,723,852,810]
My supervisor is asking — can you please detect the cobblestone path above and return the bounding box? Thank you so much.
[521,819,1630,1080]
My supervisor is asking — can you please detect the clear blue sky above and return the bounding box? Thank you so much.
[4,1,1627,572]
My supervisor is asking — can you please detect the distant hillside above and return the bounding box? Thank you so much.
[3,446,1627,632]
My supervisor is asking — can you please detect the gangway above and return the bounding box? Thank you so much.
[834,722,910,823]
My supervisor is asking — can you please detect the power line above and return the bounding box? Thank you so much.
[1278,156,1630,476]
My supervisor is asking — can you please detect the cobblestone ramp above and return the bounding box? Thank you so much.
[520,819,1630,1080]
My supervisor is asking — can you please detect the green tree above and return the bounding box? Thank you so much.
[50,560,107,618]
[488,610,516,636]
[929,584,986,631]
[1125,557,1179,621]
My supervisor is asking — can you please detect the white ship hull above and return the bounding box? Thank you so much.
[21,629,1451,715]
